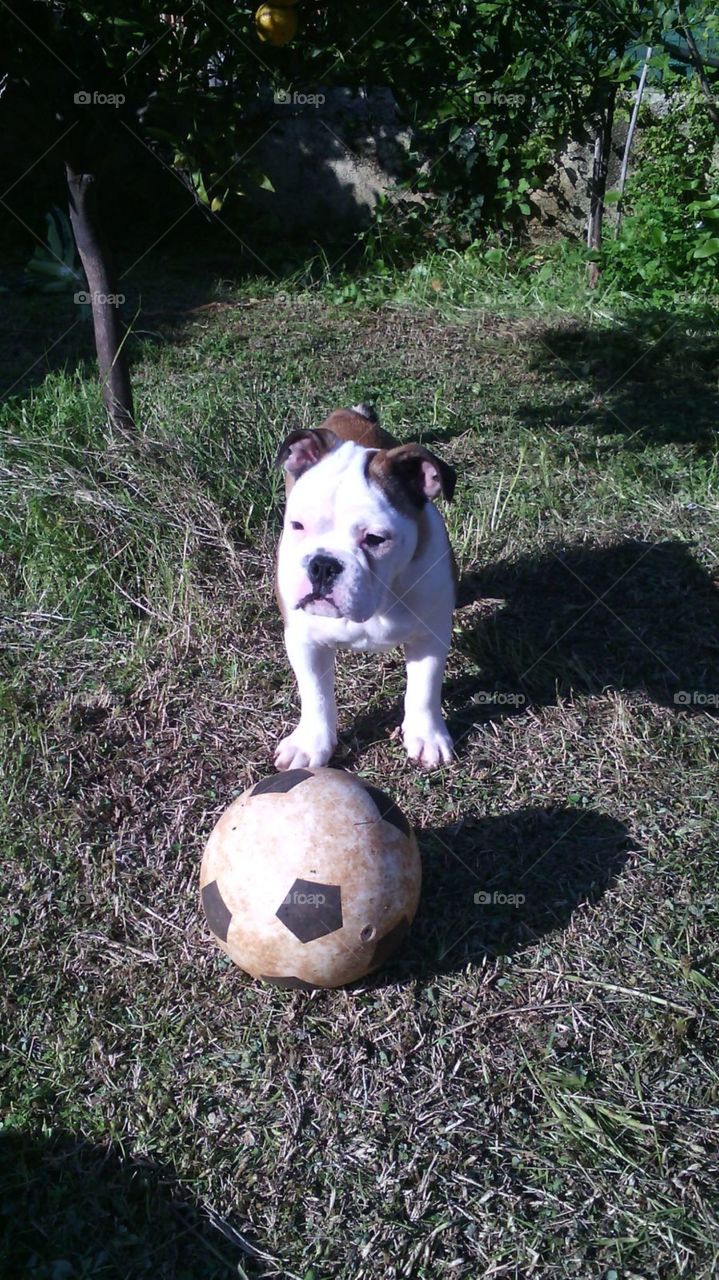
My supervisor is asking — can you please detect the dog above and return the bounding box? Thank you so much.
[274,404,457,770]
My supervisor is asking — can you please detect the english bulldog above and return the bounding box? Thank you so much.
[274,404,457,771]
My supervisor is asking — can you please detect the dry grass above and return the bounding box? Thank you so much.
[1,289,718,1279]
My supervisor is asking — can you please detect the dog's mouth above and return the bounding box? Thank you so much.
[296,592,342,617]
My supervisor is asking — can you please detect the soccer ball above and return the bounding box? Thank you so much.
[200,768,421,989]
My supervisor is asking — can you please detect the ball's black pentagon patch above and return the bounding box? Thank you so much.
[276,878,342,942]
[369,915,410,970]
[201,880,232,943]
[251,769,313,796]
[261,974,317,991]
[363,785,412,838]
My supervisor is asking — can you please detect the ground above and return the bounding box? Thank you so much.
[1,270,718,1279]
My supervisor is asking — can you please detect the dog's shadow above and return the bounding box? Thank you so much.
[449,538,718,734]
[386,805,633,980]
[339,538,718,767]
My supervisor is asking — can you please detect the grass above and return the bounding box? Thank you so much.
[1,258,719,1279]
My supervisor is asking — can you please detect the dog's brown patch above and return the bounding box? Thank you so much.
[367,444,456,511]
[318,408,397,451]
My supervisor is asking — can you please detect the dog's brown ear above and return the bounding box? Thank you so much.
[275,427,339,479]
[370,443,456,507]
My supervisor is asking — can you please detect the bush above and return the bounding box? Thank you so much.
[602,83,719,297]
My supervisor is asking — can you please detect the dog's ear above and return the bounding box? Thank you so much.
[275,427,339,479]
[370,443,456,507]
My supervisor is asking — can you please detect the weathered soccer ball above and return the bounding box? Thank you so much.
[200,768,420,989]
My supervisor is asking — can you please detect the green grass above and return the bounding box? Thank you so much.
[1,263,719,1279]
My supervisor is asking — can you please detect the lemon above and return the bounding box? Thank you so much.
[255,3,298,45]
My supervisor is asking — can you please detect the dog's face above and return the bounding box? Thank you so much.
[276,429,455,624]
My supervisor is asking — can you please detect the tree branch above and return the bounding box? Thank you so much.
[675,4,719,132]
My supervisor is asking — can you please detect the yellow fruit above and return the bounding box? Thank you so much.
[255,3,298,45]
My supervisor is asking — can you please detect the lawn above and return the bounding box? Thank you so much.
[1,266,718,1279]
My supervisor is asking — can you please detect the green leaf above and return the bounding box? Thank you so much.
[692,237,719,259]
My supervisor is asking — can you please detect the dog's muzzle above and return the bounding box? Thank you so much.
[307,552,343,597]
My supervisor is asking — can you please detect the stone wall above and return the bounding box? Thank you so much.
[246,86,414,234]
[245,87,713,242]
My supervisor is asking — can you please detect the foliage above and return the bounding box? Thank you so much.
[301,0,650,240]
[603,81,719,296]
[24,208,81,293]
[1,2,718,269]
[0,3,671,230]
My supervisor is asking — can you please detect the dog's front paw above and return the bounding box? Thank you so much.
[402,714,454,769]
[274,725,336,772]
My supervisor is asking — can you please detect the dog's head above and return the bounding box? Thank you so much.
[275,426,455,623]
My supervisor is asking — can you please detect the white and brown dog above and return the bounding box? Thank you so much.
[274,404,457,771]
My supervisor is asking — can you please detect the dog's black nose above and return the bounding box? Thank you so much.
[308,553,343,595]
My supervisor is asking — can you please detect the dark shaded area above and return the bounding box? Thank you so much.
[0,68,381,403]
[449,539,719,736]
[337,539,718,773]
[518,311,719,451]
[0,1129,251,1279]
[408,806,633,974]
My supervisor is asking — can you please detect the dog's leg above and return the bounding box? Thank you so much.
[275,632,337,771]
[402,633,453,768]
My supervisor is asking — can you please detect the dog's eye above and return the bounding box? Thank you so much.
[364,533,387,548]
[290,520,304,531]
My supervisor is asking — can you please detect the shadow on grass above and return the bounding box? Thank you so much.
[0,111,373,406]
[517,308,719,450]
[0,1129,252,1279]
[403,805,632,975]
[338,539,718,773]
[449,538,719,740]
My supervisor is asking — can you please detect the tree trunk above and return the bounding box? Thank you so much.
[586,85,617,288]
[66,164,135,431]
